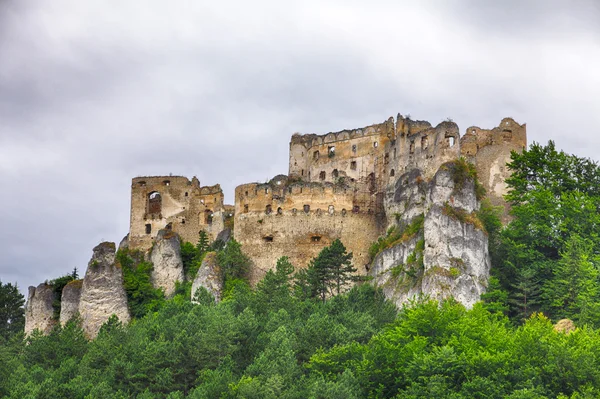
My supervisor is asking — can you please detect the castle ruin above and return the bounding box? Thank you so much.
[128,113,526,284]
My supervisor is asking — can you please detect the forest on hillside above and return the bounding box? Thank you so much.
[2,141,600,398]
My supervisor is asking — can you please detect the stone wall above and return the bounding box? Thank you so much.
[288,117,394,190]
[234,177,382,284]
[129,175,231,251]
[461,118,527,220]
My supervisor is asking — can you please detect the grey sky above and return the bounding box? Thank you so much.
[1,0,599,294]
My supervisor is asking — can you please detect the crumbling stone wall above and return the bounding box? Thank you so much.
[288,117,394,190]
[234,176,382,284]
[461,118,527,220]
[129,175,232,251]
[388,115,462,183]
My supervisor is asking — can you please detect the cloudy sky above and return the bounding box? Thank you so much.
[1,0,599,294]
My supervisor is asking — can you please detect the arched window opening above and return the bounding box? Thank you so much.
[421,135,429,150]
[341,208,347,216]
[332,169,339,178]
[148,192,162,214]
[304,204,310,213]
[352,205,360,213]
[328,205,334,215]
[350,161,357,170]
[384,153,389,164]
[277,207,283,215]
[352,144,357,153]
[328,146,335,157]
[205,210,214,224]
[145,224,151,234]
[265,204,272,215]
[409,140,415,154]
[244,204,249,213]
[313,150,320,161]
[390,169,395,177]
[319,171,326,180]
[373,141,378,148]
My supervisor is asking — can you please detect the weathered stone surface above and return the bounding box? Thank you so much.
[118,234,129,251]
[370,164,490,309]
[191,252,222,303]
[150,229,185,297]
[79,242,130,339]
[24,283,56,336]
[215,228,231,244]
[59,279,82,326]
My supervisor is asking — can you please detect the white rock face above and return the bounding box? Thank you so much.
[150,230,185,298]
[79,242,131,338]
[24,283,56,336]
[371,163,490,309]
[191,252,222,303]
[59,280,82,326]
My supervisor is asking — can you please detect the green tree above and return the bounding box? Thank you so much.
[0,281,25,340]
[307,239,357,302]
[543,235,600,325]
[217,239,251,282]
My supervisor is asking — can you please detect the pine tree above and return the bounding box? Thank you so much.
[0,281,25,339]
[307,239,356,302]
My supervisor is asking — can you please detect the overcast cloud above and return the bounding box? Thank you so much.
[1,0,599,293]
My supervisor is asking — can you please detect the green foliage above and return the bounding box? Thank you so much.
[442,202,484,230]
[117,249,165,319]
[217,239,251,283]
[47,272,77,320]
[450,157,486,200]
[305,239,357,302]
[181,231,211,280]
[494,141,600,324]
[368,214,425,261]
[0,281,25,340]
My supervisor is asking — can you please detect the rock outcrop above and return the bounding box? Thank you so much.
[191,252,222,303]
[371,162,490,309]
[59,279,82,326]
[150,229,185,297]
[24,283,56,335]
[79,242,130,338]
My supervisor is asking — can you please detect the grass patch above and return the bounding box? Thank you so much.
[442,202,484,231]
[446,157,486,200]
[368,215,425,262]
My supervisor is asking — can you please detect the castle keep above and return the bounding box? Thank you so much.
[128,113,526,284]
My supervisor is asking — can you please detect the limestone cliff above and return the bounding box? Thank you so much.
[371,162,490,308]
[24,283,56,335]
[59,279,82,326]
[79,242,130,338]
[150,229,185,297]
[191,252,222,303]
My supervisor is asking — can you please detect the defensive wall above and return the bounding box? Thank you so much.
[129,176,231,250]
[460,117,527,218]
[233,175,382,284]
